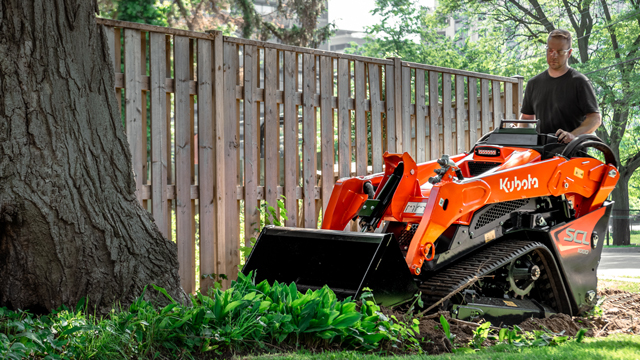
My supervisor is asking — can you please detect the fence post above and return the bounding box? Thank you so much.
[512,75,524,119]
[392,58,403,152]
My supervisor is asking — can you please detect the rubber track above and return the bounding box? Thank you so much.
[418,240,554,307]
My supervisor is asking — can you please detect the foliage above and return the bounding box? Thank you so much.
[99,0,171,26]
[0,272,421,359]
[470,321,491,349]
[240,195,289,261]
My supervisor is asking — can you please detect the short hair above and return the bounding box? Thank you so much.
[548,29,572,48]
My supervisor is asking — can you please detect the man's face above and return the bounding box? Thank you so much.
[546,37,572,70]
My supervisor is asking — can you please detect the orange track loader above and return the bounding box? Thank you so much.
[243,120,619,324]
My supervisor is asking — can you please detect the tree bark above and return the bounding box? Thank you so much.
[611,175,631,246]
[0,0,187,313]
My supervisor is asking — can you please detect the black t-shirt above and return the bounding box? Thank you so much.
[521,68,599,134]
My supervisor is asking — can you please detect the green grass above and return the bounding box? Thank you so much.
[243,334,640,359]
[599,278,640,293]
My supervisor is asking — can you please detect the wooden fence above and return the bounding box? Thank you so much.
[96,18,523,293]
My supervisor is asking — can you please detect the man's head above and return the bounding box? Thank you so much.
[546,29,572,71]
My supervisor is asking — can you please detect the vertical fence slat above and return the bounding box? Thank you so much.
[354,61,367,175]
[514,77,523,119]
[174,36,194,293]
[401,66,411,156]
[302,53,316,228]
[429,71,439,158]
[125,29,143,202]
[505,81,513,120]
[141,33,149,197]
[415,69,426,163]
[212,32,225,287]
[320,56,333,213]
[492,80,502,129]
[442,74,452,156]
[243,45,259,245]
[468,77,478,148]
[393,58,403,152]
[264,48,278,209]
[455,75,465,153]
[150,33,168,239]
[481,79,490,135]
[385,64,396,153]
[197,38,216,291]
[115,28,122,113]
[368,63,383,173]
[223,42,239,281]
[337,59,350,178]
[283,51,297,226]
[165,36,173,243]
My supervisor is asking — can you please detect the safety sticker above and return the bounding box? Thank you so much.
[574,167,584,179]
[503,300,518,307]
[404,202,427,215]
[484,230,496,242]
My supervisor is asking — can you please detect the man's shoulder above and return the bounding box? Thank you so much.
[567,68,591,83]
[528,70,549,83]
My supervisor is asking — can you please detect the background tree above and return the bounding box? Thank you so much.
[0,0,187,313]
[351,0,640,245]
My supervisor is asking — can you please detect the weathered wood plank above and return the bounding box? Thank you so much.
[516,76,524,119]
[263,48,278,209]
[302,53,317,228]
[243,45,259,247]
[401,66,411,154]
[354,61,367,175]
[223,42,240,283]
[505,80,513,120]
[141,32,149,195]
[320,56,334,212]
[165,34,173,243]
[401,61,519,83]
[385,63,396,153]
[429,71,439,158]
[124,29,144,202]
[197,38,216,291]
[283,51,297,226]
[455,75,465,153]
[415,69,426,163]
[337,58,350,178]
[443,73,452,156]
[150,32,168,240]
[492,80,502,130]
[213,32,226,286]
[481,79,490,135]
[115,28,122,113]
[174,36,194,293]
[393,58,403,152]
[468,77,478,148]
[368,63,383,173]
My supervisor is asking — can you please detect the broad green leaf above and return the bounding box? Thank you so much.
[222,300,244,317]
[151,284,176,304]
[332,313,361,329]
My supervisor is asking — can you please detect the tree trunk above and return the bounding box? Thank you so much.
[610,174,631,246]
[0,0,187,313]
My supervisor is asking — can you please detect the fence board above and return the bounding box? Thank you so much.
[165,36,173,244]
[337,58,350,178]
[212,32,226,287]
[385,64,396,153]
[197,38,216,291]
[368,63,383,173]
[320,56,333,212]
[505,80,513,120]
[429,71,439,157]
[468,77,478,148]
[481,79,490,135]
[393,58,403,152]
[455,75,465,154]
[401,66,411,156]
[243,45,259,246]
[223,42,239,283]
[354,61,367,175]
[302,53,317,228]
[264,48,278,209]
[141,33,149,194]
[516,76,523,118]
[124,29,144,202]
[443,74,452,156]
[415,69,426,163]
[283,51,297,226]
[174,36,195,293]
[150,33,168,239]
[492,80,502,129]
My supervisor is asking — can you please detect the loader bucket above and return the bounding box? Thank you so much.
[242,226,419,306]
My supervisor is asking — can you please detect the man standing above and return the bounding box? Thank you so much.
[520,29,601,143]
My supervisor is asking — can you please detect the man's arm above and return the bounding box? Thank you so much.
[556,112,602,143]
[515,113,535,127]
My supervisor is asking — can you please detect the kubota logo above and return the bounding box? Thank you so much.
[499,175,539,193]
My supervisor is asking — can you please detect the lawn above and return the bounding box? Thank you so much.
[242,334,640,360]
[603,230,640,247]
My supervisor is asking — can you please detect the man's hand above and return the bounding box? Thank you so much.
[556,129,576,143]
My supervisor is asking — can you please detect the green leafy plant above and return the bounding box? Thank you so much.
[240,195,289,261]
[439,314,456,344]
[470,321,492,349]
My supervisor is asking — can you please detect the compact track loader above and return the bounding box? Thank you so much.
[242,120,619,324]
